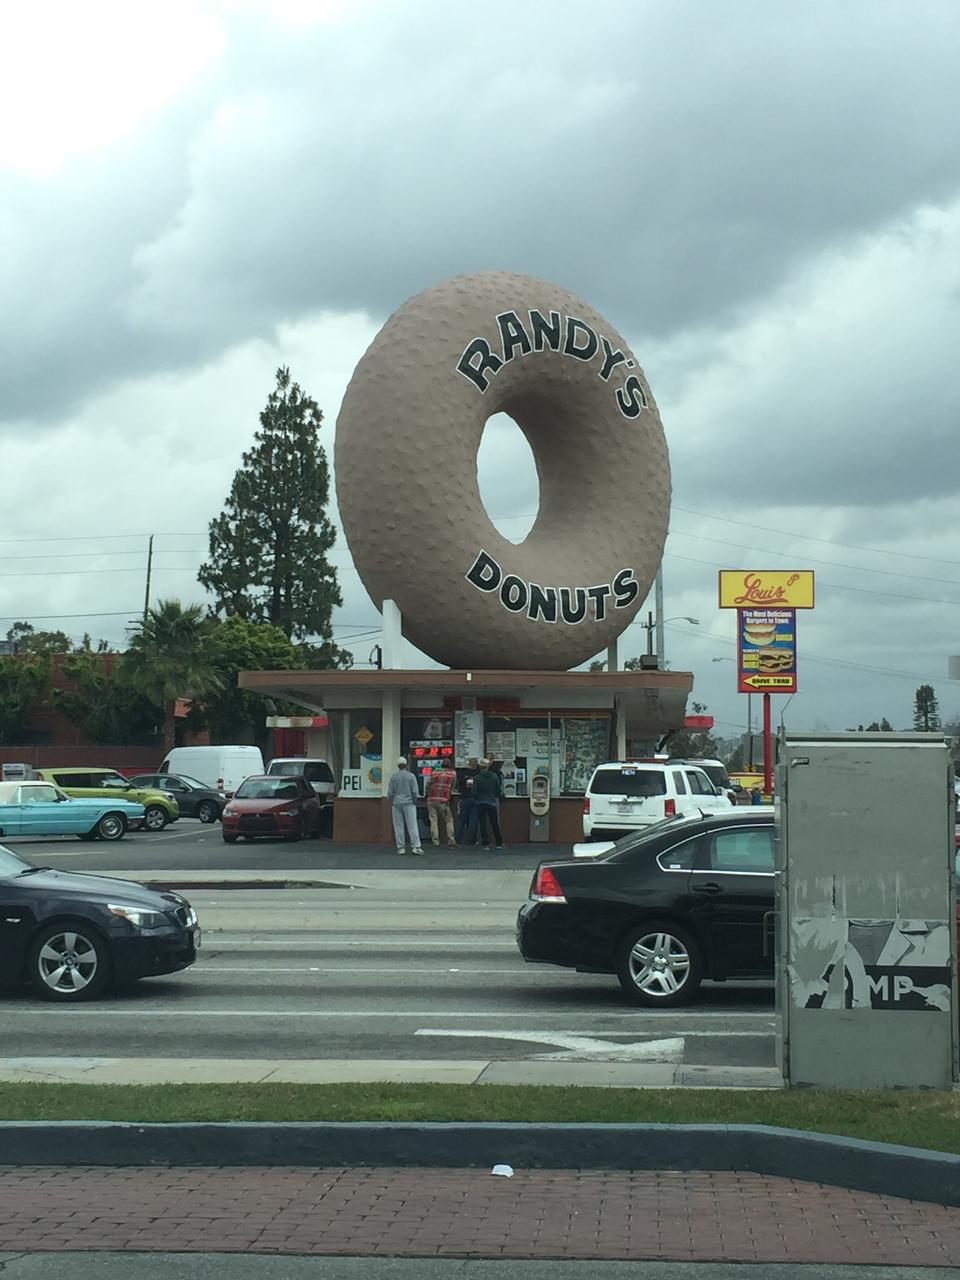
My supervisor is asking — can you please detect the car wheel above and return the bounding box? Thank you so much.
[615,921,702,1007]
[284,826,302,843]
[223,833,238,844]
[95,812,127,841]
[143,805,168,832]
[197,800,219,824]
[28,923,110,1002]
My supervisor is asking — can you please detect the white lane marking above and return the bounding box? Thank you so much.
[2,1008,775,1021]
[145,830,215,842]
[414,1028,685,1061]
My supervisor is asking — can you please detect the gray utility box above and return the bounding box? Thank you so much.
[776,732,957,1089]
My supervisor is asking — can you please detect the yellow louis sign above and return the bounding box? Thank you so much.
[719,570,815,610]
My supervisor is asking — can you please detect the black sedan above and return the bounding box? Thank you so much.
[129,773,226,824]
[517,810,776,1007]
[0,843,200,1002]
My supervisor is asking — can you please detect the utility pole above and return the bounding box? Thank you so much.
[143,534,154,624]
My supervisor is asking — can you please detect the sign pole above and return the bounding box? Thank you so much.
[747,692,754,769]
[763,693,773,797]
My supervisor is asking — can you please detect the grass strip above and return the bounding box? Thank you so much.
[1,1082,960,1153]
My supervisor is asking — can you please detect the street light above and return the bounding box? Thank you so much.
[712,656,754,768]
[640,613,699,667]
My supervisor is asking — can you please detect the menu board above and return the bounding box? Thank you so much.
[485,731,516,763]
[516,727,562,759]
[454,710,484,767]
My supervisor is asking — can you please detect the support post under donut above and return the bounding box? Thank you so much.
[607,640,619,673]
[381,690,402,796]
[382,599,402,670]
[614,697,628,760]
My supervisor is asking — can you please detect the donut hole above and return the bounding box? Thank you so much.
[476,411,540,545]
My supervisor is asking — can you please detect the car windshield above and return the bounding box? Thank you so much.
[235,778,301,799]
[177,776,211,790]
[590,768,666,797]
[0,844,32,878]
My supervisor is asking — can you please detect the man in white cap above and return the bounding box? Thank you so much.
[387,756,423,856]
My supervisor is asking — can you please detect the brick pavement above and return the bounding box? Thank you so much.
[1,1165,959,1265]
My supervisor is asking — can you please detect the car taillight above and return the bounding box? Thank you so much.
[531,866,567,902]
[217,778,224,790]
[664,798,676,816]
[583,797,590,815]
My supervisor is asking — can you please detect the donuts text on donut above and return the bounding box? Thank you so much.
[455,308,649,419]
[465,549,640,625]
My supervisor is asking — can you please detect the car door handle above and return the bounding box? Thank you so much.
[692,882,723,895]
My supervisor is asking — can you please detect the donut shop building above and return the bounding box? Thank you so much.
[238,665,694,844]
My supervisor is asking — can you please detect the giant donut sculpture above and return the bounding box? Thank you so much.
[335,271,671,670]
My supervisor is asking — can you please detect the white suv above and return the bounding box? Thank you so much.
[265,757,336,805]
[582,760,732,841]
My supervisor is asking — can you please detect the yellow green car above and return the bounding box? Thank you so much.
[35,767,179,832]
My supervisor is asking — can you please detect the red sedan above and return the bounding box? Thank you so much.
[221,775,321,843]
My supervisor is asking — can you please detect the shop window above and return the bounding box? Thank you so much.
[478,714,611,797]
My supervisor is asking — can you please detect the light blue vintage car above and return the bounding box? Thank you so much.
[0,780,145,842]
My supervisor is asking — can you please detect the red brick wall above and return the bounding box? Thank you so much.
[0,651,205,767]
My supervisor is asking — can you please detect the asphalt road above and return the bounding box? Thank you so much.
[1,823,775,1071]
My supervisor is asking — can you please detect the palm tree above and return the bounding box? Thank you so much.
[123,600,223,751]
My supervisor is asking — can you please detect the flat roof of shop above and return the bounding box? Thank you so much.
[239,668,692,693]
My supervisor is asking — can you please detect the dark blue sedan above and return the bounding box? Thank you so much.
[0,843,200,1001]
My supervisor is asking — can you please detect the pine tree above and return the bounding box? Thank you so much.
[913,684,941,732]
[199,367,344,651]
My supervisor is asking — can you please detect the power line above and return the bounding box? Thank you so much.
[489,504,960,574]
[0,610,140,621]
[667,529,960,587]
[661,622,952,686]
[0,532,206,545]
[664,552,960,608]
[0,567,202,578]
[0,548,206,563]
[672,505,960,568]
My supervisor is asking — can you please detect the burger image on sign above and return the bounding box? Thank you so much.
[743,620,777,647]
[757,647,794,672]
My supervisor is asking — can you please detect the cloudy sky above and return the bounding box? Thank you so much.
[3,0,960,742]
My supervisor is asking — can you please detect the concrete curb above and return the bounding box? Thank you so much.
[2,1122,959,1206]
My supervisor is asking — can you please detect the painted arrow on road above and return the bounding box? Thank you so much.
[414,1028,685,1062]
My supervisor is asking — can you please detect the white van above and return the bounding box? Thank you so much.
[160,745,264,797]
